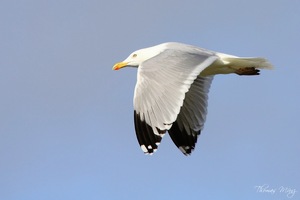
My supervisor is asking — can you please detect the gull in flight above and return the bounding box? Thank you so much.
[113,42,272,155]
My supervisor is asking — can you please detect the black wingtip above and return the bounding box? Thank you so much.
[168,121,200,156]
[134,111,165,155]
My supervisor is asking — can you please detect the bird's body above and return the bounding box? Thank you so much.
[113,42,272,155]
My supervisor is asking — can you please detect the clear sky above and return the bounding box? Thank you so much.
[0,0,299,200]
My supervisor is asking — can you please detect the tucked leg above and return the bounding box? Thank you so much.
[235,67,260,75]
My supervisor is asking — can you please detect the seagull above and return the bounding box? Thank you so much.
[112,42,272,155]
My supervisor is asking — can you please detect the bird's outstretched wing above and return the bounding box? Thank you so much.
[133,45,217,154]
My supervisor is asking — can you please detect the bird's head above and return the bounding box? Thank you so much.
[112,45,164,70]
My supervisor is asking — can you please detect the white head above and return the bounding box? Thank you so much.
[112,44,166,70]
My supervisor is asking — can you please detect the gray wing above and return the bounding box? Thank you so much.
[133,47,217,154]
[168,75,213,155]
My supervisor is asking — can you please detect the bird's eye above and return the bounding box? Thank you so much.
[132,54,137,58]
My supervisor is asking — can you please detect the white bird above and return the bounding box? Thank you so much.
[113,42,272,155]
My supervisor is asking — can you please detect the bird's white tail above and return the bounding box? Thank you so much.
[224,57,273,70]
[201,54,273,76]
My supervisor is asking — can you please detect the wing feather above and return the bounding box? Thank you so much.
[169,75,213,155]
[134,111,164,154]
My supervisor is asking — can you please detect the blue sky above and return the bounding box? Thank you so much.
[0,0,299,199]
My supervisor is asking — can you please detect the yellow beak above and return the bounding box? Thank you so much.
[112,62,128,70]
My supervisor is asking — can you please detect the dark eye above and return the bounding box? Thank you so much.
[132,54,137,58]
